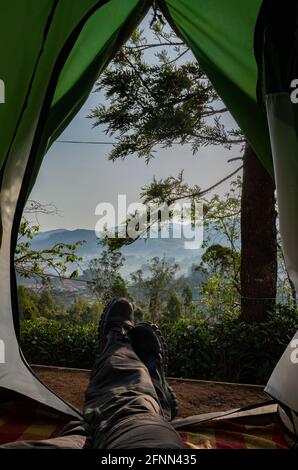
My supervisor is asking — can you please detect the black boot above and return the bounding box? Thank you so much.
[98,298,134,352]
[130,322,178,421]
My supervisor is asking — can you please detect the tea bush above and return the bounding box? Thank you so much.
[20,306,298,384]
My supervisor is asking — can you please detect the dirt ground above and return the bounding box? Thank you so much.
[32,365,269,418]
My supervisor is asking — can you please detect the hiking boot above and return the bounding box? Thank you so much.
[130,321,178,421]
[98,298,134,352]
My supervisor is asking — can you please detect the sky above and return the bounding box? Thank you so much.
[28,13,242,233]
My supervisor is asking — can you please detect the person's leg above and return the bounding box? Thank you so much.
[1,299,183,450]
[84,298,186,449]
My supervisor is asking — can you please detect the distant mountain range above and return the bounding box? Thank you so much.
[29,224,225,278]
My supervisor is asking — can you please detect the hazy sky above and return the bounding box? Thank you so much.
[28,15,242,232]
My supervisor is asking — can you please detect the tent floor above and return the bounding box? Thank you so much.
[0,392,70,445]
[0,390,292,449]
[32,365,269,417]
[0,370,293,448]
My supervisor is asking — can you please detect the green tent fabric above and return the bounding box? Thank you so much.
[0,0,272,205]
[0,0,150,418]
[159,0,272,175]
[0,0,151,202]
[0,0,297,434]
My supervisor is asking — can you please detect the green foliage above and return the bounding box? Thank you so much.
[201,244,236,277]
[20,306,298,384]
[85,247,129,303]
[20,320,99,368]
[130,256,180,321]
[165,290,183,321]
[68,297,102,325]
[89,16,244,163]
[194,179,242,317]
[161,307,298,383]
[38,290,64,320]
[17,285,102,325]
[109,275,130,300]
[16,201,84,282]
[200,274,240,319]
[17,285,39,320]
[181,282,193,307]
[18,286,67,321]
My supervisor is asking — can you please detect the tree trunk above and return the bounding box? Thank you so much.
[240,143,277,322]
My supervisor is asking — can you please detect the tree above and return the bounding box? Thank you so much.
[240,144,277,322]
[17,285,39,320]
[181,282,193,308]
[166,290,183,320]
[185,264,208,301]
[199,184,241,319]
[89,9,277,322]
[89,24,244,161]
[37,289,67,321]
[86,247,129,303]
[130,256,179,321]
[68,297,102,325]
[16,200,83,283]
[199,243,240,318]
[37,289,55,319]
[200,273,238,319]
[201,244,237,278]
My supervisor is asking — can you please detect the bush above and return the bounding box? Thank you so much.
[20,307,298,384]
[20,320,99,369]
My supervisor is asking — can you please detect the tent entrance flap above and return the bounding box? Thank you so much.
[0,0,150,414]
[265,93,298,421]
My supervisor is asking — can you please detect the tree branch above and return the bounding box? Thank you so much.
[125,42,185,51]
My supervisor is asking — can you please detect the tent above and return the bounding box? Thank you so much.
[0,0,297,443]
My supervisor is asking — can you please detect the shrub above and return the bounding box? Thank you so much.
[20,307,298,384]
[20,320,99,369]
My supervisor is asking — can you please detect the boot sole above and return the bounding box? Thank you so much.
[134,321,178,420]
